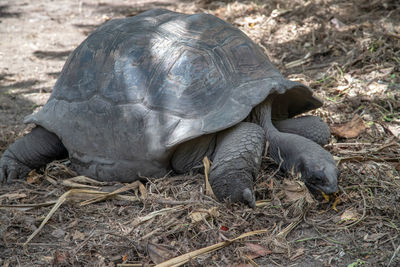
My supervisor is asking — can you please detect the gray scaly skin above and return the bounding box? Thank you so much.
[0,95,338,207]
[170,122,264,208]
[274,116,331,146]
[253,97,339,194]
[207,122,265,208]
[169,95,338,206]
[0,127,68,182]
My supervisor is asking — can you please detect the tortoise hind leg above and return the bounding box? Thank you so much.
[209,122,265,208]
[274,116,331,146]
[0,126,68,183]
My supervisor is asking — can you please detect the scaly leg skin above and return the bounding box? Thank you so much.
[255,97,339,194]
[209,122,265,208]
[274,115,331,146]
[171,134,216,174]
[0,126,68,183]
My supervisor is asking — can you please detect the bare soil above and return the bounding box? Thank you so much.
[1,0,399,266]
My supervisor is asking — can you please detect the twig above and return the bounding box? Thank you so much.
[0,201,57,209]
[23,189,109,246]
[154,229,269,267]
[388,244,400,267]
[153,199,198,205]
[72,229,96,255]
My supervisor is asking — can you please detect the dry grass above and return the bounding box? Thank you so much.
[1,0,399,266]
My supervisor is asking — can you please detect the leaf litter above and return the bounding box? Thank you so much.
[1,0,400,266]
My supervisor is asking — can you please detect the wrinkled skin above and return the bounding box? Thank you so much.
[0,96,339,207]
[171,97,339,206]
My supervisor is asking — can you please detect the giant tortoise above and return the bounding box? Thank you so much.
[0,9,339,207]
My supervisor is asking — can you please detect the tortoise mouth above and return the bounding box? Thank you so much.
[305,181,338,195]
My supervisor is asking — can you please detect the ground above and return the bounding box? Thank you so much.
[0,0,399,266]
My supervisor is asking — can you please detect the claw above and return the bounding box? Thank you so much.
[242,188,256,209]
[0,151,32,184]
[0,166,5,183]
[7,169,19,183]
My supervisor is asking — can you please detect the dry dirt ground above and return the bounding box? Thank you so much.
[0,0,399,266]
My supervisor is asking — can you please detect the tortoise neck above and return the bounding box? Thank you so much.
[253,96,279,135]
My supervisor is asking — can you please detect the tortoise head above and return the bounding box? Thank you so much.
[299,157,339,195]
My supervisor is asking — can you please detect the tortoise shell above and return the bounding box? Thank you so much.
[25,9,321,180]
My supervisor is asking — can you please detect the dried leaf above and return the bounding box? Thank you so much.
[24,189,108,246]
[395,162,400,171]
[72,230,85,240]
[53,250,69,265]
[41,256,53,264]
[386,124,400,139]
[62,176,108,189]
[339,208,360,224]
[51,229,66,239]
[234,264,252,267]
[26,170,41,184]
[213,7,227,18]
[61,176,105,189]
[363,233,386,242]
[331,115,366,138]
[79,181,141,206]
[0,193,27,200]
[189,207,219,224]
[367,82,387,95]
[290,247,305,261]
[203,156,215,198]
[138,182,148,199]
[155,229,268,267]
[148,242,175,264]
[189,211,207,223]
[131,206,184,227]
[283,180,314,204]
[245,243,272,259]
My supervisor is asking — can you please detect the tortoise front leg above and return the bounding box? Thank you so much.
[209,122,265,208]
[0,126,68,183]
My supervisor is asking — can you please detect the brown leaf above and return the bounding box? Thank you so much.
[147,242,175,264]
[245,243,272,259]
[234,264,252,267]
[395,162,400,171]
[189,207,219,224]
[26,170,41,184]
[138,181,148,199]
[330,115,366,138]
[213,7,227,18]
[338,208,360,225]
[53,250,69,265]
[283,180,314,204]
[290,247,305,261]
[72,230,85,240]
[386,124,400,139]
